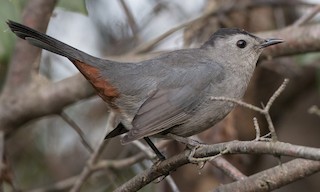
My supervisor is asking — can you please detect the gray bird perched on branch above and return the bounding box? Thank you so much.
[7,20,283,159]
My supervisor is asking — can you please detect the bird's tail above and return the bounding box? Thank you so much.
[7,20,93,63]
[7,20,123,103]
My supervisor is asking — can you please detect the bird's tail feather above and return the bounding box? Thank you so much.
[7,20,91,62]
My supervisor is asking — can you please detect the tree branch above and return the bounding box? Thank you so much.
[115,141,320,191]
[209,157,247,181]
[214,159,320,192]
[259,24,320,59]
[4,0,57,90]
[60,111,94,153]
[0,74,94,135]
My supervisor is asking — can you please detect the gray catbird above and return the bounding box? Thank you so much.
[7,20,283,157]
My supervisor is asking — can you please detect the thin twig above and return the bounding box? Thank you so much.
[209,156,247,181]
[27,152,146,192]
[70,111,116,192]
[265,79,289,111]
[27,176,77,192]
[210,97,264,114]
[293,4,320,27]
[211,79,289,141]
[265,112,277,141]
[69,139,106,192]
[129,7,215,54]
[60,111,93,153]
[253,117,261,141]
[119,0,139,40]
[92,153,145,171]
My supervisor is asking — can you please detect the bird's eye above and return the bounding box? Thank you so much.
[236,40,247,48]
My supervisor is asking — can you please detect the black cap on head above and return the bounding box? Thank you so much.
[214,28,250,37]
[202,28,258,48]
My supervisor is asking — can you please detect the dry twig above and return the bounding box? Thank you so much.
[211,79,289,141]
[60,112,93,153]
[69,111,116,192]
[119,0,139,40]
[209,156,247,181]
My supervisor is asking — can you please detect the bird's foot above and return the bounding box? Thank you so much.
[254,132,273,142]
[143,137,166,162]
[187,145,224,169]
[166,133,211,168]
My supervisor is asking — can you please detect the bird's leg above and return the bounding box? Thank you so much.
[166,133,226,167]
[143,137,166,161]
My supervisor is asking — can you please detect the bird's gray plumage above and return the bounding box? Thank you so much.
[7,20,283,144]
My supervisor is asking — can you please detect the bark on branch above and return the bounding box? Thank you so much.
[214,159,320,192]
[115,141,320,191]
[5,0,57,90]
[259,24,320,59]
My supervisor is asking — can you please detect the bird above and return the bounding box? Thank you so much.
[7,20,283,159]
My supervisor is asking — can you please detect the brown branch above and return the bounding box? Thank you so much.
[4,0,57,90]
[194,137,247,181]
[0,0,95,137]
[259,24,320,59]
[293,4,320,27]
[0,74,94,135]
[35,75,94,115]
[115,141,320,191]
[213,159,320,192]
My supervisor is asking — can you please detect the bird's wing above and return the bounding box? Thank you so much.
[121,62,224,143]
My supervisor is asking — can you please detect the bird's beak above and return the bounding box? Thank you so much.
[260,38,284,48]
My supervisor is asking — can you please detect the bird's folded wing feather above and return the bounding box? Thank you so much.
[121,62,224,143]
